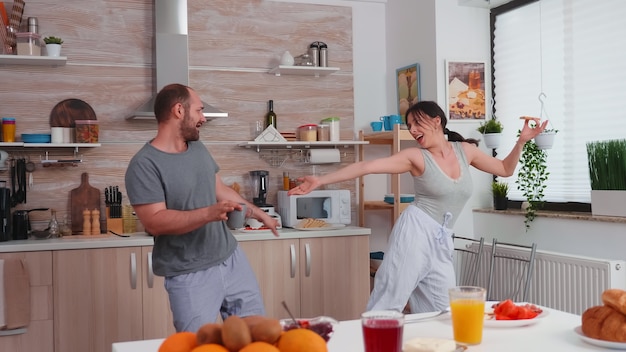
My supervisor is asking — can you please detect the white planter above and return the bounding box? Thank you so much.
[46,44,62,57]
[483,133,502,149]
[591,190,626,217]
[534,131,556,150]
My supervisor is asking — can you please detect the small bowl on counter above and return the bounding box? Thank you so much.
[280,316,339,342]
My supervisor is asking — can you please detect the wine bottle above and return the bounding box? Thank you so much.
[265,100,277,129]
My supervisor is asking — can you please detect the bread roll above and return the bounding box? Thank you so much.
[603,289,626,315]
[582,305,626,342]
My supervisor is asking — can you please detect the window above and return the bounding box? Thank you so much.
[492,0,626,203]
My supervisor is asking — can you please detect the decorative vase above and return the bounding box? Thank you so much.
[534,131,556,150]
[46,43,62,57]
[280,51,294,66]
[483,133,502,149]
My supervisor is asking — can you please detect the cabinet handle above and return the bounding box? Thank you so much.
[290,244,296,278]
[305,243,311,277]
[147,251,154,288]
[130,252,137,289]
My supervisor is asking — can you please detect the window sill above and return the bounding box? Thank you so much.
[473,208,626,224]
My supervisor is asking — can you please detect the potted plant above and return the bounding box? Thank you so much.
[516,139,549,230]
[477,118,504,149]
[43,36,63,57]
[587,139,626,217]
[492,180,509,210]
[534,128,558,150]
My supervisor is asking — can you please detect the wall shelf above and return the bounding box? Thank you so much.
[0,54,67,66]
[239,140,367,151]
[0,142,100,148]
[268,65,339,77]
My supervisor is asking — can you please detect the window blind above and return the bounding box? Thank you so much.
[492,0,626,203]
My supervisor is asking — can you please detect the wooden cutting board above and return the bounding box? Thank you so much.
[70,172,101,234]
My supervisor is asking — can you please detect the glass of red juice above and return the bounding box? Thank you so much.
[361,310,404,352]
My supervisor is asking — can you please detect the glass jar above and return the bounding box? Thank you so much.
[320,117,340,141]
[298,124,318,141]
[317,124,330,141]
[16,32,41,56]
[75,120,99,143]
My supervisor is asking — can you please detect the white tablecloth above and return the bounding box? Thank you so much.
[112,307,608,351]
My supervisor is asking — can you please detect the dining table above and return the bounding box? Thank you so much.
[111,305,613,351]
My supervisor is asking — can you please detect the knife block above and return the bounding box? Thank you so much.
[106,207,124,235]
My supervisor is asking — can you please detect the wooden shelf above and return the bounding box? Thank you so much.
[268,65,339,77]
[0,54,67,66]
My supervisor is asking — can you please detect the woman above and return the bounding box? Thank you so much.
[288,101,547,313]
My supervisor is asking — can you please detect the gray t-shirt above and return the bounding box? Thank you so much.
[124,140,237,277]
[413,142,473,227]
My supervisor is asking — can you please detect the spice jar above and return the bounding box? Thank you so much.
[75,120,99,143]
[2,117,16,142]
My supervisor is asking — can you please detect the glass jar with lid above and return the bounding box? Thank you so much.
[16,32,41,56]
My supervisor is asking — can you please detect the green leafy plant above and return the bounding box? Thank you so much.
[477,118,504,134]
[516,139,549,230]
[492,181,509,198]
[587,139,626,190]
[43,36,63,45]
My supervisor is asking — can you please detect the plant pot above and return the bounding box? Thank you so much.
[534,131,556,150]
[46,43,62,57]
[493,196,508,210]
[483,133,502,149]
[591,190,626,217]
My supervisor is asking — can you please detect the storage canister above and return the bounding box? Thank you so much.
[319,42,328,67]
[317,124,330,141]
[320,117,340,141]
[2,118,16,142]
[75,120,99,143]
[16,32,41,56]
[297,124,318,141]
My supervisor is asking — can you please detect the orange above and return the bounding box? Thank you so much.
[240,341,280,352]
[276,328,327,352]
[159,331,198,352]
[191,344,229,352]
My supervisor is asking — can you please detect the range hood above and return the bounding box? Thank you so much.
[128,0,228,120]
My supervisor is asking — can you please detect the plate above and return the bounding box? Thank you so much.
[483,301,548,328]
[294,224,346,231]
[574,326,626,349]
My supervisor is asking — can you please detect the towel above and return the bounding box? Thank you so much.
[0,259,4,329]
[2,258,30,330]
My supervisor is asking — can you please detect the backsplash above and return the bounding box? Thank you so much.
[0,0,357,227]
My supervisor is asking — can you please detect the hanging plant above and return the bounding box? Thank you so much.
[516,138,549,230]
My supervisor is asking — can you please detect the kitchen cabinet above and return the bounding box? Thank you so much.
[0,54,67,66]
[53,246,174,352]
[0,251,53,352]
[240,234,370,321]
[358,124,414,226]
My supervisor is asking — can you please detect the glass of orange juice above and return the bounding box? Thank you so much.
[449,286,486,345]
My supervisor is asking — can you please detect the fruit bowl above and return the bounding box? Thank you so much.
[280,316,339,342]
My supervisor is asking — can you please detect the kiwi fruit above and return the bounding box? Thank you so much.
[242,315,266,330]
[250,318,282,344]
[196,322,223,345]
[222,315,252,352]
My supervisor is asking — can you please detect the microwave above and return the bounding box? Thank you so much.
[277,190,351,228]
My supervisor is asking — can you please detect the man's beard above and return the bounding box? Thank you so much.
[181,111,200,141]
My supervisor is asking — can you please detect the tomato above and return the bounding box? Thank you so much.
[492,300,542,320]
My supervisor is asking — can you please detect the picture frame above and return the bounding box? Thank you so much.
[396,63,420,121]
[445,60,486,121]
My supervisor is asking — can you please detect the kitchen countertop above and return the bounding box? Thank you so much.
[0,226,371,253]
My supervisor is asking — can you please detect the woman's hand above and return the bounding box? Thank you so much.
[287,175,321,195]
[519,118,549,144]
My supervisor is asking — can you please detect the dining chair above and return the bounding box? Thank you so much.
[452,234,485,287]
[486,238,537,302]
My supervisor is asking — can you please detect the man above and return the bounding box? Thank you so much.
[125,83,279,332]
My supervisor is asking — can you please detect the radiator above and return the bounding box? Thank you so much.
[456,243,626,315]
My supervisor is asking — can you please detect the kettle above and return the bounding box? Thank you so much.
[12,208,49,240]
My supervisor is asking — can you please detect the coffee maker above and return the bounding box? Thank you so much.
[248,170,282,228]
[0,181,10,241]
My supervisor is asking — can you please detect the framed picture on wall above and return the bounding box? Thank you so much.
[396,63,420,121]
[445,60,486,121]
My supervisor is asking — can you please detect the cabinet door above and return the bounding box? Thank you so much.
[0,251,53,352]
[239,239,300,319]
[141,246,176,339]
[54,247,143,352]
[300,235,370,321]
